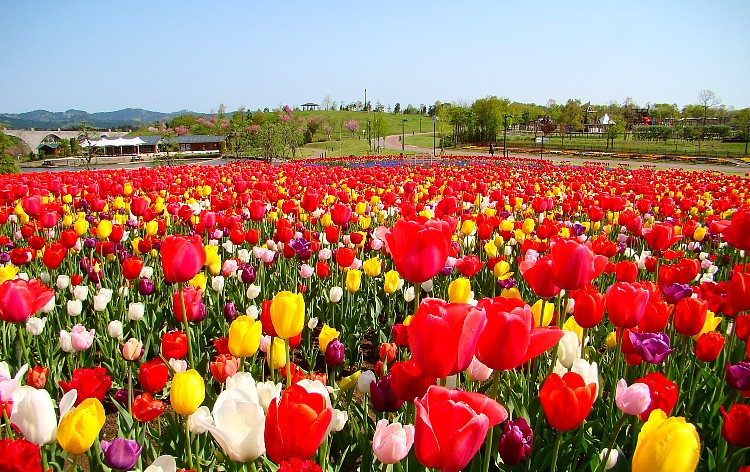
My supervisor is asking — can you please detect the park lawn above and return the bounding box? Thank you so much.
[294,109,432,137]
[302,136,422,158]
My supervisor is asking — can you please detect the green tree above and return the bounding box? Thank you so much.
[603,114,625,149]
[393,103,401,114]
[471,96,510,143]
[371,113,389,153]
[256,123,284,163]
[552,99,583,149]
[76,122,103,170]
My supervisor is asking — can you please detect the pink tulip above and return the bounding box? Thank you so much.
[615,379,651,416]
[70,324,95,351]
[550,238,607,291]
[372,419,414,465]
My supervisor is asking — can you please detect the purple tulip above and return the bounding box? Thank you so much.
[497,277,517,289]
[370,375,404,412]
[0,253,9,263]
[498,417,533,466]
[440,266,454,276]
[629,331,675,364]
[239,265,256,284]
[726,361,750,391]
[224,302,238,322]
[325,339,345,367]
[113,388,129,406]
[661,283,693,305]
[137,277,154,296]
[101,438,143,470]
[83,237,96,249]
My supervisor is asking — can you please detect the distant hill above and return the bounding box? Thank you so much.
[0,108,208,130]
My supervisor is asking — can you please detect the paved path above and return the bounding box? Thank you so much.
[382,133,749,173]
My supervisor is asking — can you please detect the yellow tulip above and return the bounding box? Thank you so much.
[320,213,332,227]
[57,398,105,454]
[522,218,535,235]
[189,273,207,291]
[319,324,340,352]
[204,245,221,275]
[339,370,361,391]
[484,241,498,258]
[500,287,522,300]
[346,269,362,293]
[384,270,405,295]
[363,258,382,278]
[493,261,513,281]
[460,220,476,236]
[359,216,372,229]
[62,214,73,227]
[0,265,18,284]
[563,316,584,344]
[131,237,143,255]
[170,369,205,416]
[270,291,305,340]
[448,277,471,303]
[74,219,89,237]
[267,337,287,370]
[355,201,367,215]
[692,310,722,341]
[531,299,554,327]
[228,316,262,358]
[499,220,514,232]
[693,226,707,242]
[145,220,159,237]
[96,220,112,239]
[605,331,618,348]
[632,410,700,472]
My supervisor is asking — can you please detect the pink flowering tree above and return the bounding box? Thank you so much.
[344,119,359,137]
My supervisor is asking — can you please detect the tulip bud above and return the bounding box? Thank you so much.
[128,302,145,322]
[325,339,345,367]
[188,406,213,434]
[122,338,145,362]
[108,320,124,340]
[357,370,376,395]
[498,417,533,466]
[101,438,143,471]
[373,419,415,465]
[599,449,618,470]
[223,302,238,322]
[246,283,261,299]
[256,380,282,413]
[72,285,89,301]
[25,316,47,336]
[59,330,73,352]
[138,277,155,295]
[211,275,225,292]
[329,286,343,303]
[56,275,70,290]
[170,370,205,416]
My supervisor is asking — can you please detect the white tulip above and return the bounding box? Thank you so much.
[599,449,618,470]
[246,305,259,320]
[246,284,261,299]
[403,286,415,303]
[357,370,377,395]
[420,279,434,293]
[93,294,109,312]
[0,362,28,403]
[128,302,145,322]
[211,276,225,292]
[237,248,250,263]
[59,330,73,353]
[140,266,154,279]
[56,275,70,290]
[307,317,319,330]
[26,316,47,336]
[169,358,187,373]
[256,380,282,413]
[98,288,113,302]
[571,359,600,400]
[107,320,123,340]
[72,285,89,301]
[332,409,348,432]
[40,297,55,314]
[557,330,581,369]
[118,286,129,298]
[10,387,57,445]
[329,286,343,303]
[39,271,50,285]
[188,406,213,434]
[66,299,82,317]
[144,455,177,472]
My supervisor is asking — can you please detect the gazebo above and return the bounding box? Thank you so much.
[301,102,319,111]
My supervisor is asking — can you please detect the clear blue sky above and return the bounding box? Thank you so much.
[2,0,749,113]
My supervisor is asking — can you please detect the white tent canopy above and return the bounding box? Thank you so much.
[81,137,146,147]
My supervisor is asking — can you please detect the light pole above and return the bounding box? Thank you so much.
[367,120,371,153]
[503,113,513,157]
[432,116,439,157]
[419,118,422,133]
[401,119,407,151]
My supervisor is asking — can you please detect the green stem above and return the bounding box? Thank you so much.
[285,338,292,388]
[128,363,134,421]
[2,406,12,438]
[180,286,195,369]
[481,372,502,472]
[185,416,194,470]
[550,430,563,472]
[40,447,50,472]
[249,461,259,472]
[18,325,31,366]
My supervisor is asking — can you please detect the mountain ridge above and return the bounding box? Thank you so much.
[0,108,208,130]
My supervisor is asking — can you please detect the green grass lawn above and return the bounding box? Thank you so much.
[295,110,434,137]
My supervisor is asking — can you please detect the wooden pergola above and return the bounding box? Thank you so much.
[301,102,319,111]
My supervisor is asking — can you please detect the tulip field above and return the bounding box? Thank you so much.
[1,155,750,472]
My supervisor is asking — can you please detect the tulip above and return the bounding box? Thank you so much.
[170,369,205,416]
[363,257,382,277]
[475,296,564,371]
[615,379,651,416]
[210,354,239,384]
[318,324,339,352]
[10,387,60,445]
[257,380,282,413]
[727,271,750,312]
[721,208,750,251]
[383,270,401,294]
[59,367,113,405]
[267,337,287,370]
[101,438,143,471]
[632,410,700,472]
[540,372,596,431]
[0,362,27,403]
[448,277,472,303]
[144,455,177,472]
[138,358,169,394]
[270,291,305,340]
[466,356,493,382]
[695,331,725,362]
[572,286,606,328]
[0,438,43,471]
[629,331,674,364]
[726,361,750,391]
[345,269,362,292]
[407,298,486,378]
[498,417,533,466]
[0,278,54,323]
[228,315,263,358]
[372,419,415,465]
[264,384,332,463]
[357,371,377,395]
[161,330,188,360]
[132,393,165,422]
[606,282,649,328]
[519,255,561,299]
[197,384,266,462]
[385,218,452,284]
[160,234,206,284]
[639,298,672,333]
[25,365,48,389]
[414,386,503,472]
[550,238,607,291]
[25,316,46,336]
[674,297,707,337]
[70,324,95,351]
[643,222,681,251]
[325,339,345,367]
[57,398,106,454]
[634,372,679,421]
[121,338,144,362]
[390,360,437,403]
[719,403,750,447]
[172,286,206,323]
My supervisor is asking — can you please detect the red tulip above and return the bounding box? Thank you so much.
[161,330,188,360]
[519,255,561,299]
[727,271,750,312]
[390,360,437,403]
[138,358,169,393]
[475,296,564,371]
[173,286,206,323]
[720,403,750,447]
[301,192,320,213]
[614,260,638,283]
[454,255,483,277]
[160,235,206,284]
[414,386,503,472]
[132,393,165,422]
[634,372,678,421]
[695,332,725,363]
[60,229,78,249]
[122,257,144,281]
[248,200,267,221]
[407,298,486,378]
[539,372,596,431]
[606,282,650,328]
[59,367,113,406]
[21,195,42,217]
[721,208,750,251]
[550,238,607,291]
[638,298,672,333]
[385,219,452,284]
[26,366,49,389]
[0,438,43,472]
[335,247,355,269]
[39,211,59,229]
[315,261,330,278]
[572,286,606,328]
[42,242,67,270]
[674,297,707,337]
[265,384,332,463]
[0,279,54,323]
[130,196,150,217]
[330,203,352,227]
[642,222,682,251]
